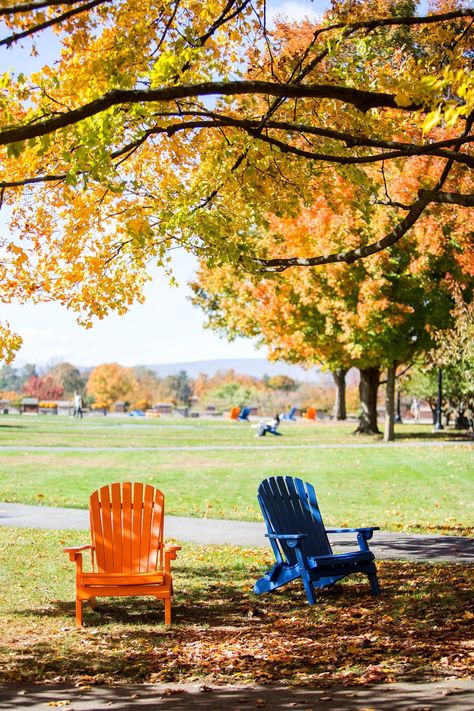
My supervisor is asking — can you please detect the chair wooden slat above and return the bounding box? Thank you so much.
[90,490,105,572]
[294,477,331,556]
[132,482,143,573]
[111,482,123,573]
[122,482,132,574]
[100,485,114,573]
[149,489,164,571]
[141,484,154,572]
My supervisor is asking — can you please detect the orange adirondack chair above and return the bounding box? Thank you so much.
[229,406,241,420]
[303,406,317,421]
[64,482,180,627]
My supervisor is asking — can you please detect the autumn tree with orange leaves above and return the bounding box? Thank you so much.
[86,362,137,407]
[192,151,473,437]
[0,0,472,363]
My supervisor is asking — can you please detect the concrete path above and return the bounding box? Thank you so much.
[0,679,473,710]
[0,439,473,452]
[1,501,472,562]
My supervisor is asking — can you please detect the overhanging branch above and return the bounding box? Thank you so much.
[253,190,473,272]
[0,0,91,15]
[0,81,422,147]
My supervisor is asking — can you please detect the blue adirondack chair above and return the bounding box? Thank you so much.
[238,407,251,421]
[254,476,380,604]
[281,406,297,421]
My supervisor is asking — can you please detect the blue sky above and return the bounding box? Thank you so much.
[1,1,324,367]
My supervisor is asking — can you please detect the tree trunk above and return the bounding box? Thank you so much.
[331,368,347,420]
[355,367,381,434]
[383,364,396,442]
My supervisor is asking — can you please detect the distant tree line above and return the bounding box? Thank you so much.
[0,361,352,414]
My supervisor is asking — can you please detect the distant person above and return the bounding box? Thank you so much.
[255,414,282,437]
[73,391,83,419]
[410,397,421,423]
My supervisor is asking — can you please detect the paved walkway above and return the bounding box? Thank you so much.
[0,679,473,710]
[1,439,473,452]
[1,501,472,561]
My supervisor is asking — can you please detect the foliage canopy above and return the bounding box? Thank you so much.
[0,0,473,361]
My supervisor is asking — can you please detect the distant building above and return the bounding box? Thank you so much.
[0,399,10,415]
[57,400,73,416]
[21,397,39,414]
[153,402,173,414]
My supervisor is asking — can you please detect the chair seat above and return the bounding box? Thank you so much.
[80,570,165,586]
[307,551,374,570]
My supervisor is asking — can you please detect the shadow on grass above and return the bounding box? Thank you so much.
[3,563,473,690]
[394,429,473,442]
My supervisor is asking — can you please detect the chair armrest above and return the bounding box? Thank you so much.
[164,545,181,575]
[164,545,182,553]
[326,527,379,552]
[266,533,308,549]
[164,545,181,561]
[325,527,380,535]
[63,544,91,561]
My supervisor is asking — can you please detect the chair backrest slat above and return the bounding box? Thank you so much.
[140,484,154,572]
[258,476,332,563]
[100,484,114,573]
[132,482,143,571]
[111,482,123,572]
[148,489,164,571]
[90,482,165,574]
[89,490,104,572]
[122,482,133,574]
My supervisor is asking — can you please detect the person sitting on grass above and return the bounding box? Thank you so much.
[254,414,282,437]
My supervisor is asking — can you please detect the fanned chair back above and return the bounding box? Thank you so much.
[89,482,164,575]
[258,476,332,565]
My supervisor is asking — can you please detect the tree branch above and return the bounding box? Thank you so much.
[419,190,474,208]
[242,128,474,168]
[316,8,474,37]
[0,81,423,147]
[0,0,110,48]
[253,190,474,272]
[0,0,91,15]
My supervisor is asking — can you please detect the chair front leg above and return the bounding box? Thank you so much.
[289,541,316,605]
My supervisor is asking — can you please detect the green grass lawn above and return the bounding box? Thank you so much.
[0,413,468,448]
[0,527,472,687]
[0,415,472,533]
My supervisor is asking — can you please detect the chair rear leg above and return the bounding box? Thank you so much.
[367,564,381,596]
[75,598,83,627]
[164,596,172,624]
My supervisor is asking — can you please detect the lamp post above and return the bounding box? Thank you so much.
[434,368,444,430]
[395,386,402,423]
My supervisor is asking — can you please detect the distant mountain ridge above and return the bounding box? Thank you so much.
[144,358,332,383]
